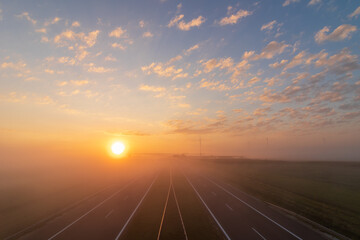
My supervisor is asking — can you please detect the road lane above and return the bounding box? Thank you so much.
[18,174,156,240]
[186,172,327,240]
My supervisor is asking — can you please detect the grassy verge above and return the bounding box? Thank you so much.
[196,159,360,239]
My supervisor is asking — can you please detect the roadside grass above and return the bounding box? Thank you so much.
[172,169,226,240]
[197,159,360,239]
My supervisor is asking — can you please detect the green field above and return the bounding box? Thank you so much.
[195,158,360,239]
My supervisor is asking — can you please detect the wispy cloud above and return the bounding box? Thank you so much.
[168,14,205,31]
[283,0,300,7]
[261,20,277,31]
[308,0,321,6]
[348,6,360,19]
[16,12,37,25]
[315,25,357,43]
[218,9,252,26]
[251,41,290,60]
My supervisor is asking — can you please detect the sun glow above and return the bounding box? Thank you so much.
[111,141,125,155]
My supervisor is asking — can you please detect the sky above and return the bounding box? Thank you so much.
[0,0,360,161]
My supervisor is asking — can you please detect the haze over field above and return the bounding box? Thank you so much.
[1,0,360,165]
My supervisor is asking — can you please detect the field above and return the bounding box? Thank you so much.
[194,158,360,239]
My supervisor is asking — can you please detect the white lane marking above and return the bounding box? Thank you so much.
[114,176,157,240]
[48,181,134,240]
[171,170,188,240]
[184,174,231,240]
[105,209,114,218]
[157,174,172,240]
[205,177,302,240]
[212,191,217,196]
[225,204,233,211]
[252,228,267,240]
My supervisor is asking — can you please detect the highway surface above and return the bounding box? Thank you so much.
[184,171,326,240]
[6,166,328,240]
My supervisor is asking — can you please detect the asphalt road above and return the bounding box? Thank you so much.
[184,171,327,240]
[8,166,329,240]
[14,174,156,240]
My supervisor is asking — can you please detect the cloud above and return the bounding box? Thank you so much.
[283,0,300,7]
[41,36,49,42]
[142,62,185,80]
[168,15,184,27]
[168,14,205,31]
[252,41,290,60]
[283,51,307,70]
[313,48,360,76]
[109,27,126,38]
[0,92,56,105]
[72,21,80,27]
[348,6,360,19]
[139,20,145,28]
[0,92,27,103]
[232,108,243,113]
[88,65,115,73]
[35,28,47,34]
[111,42,126,50]
[54,29,100,48]
[1,61,27,70]
[70,80,89,86]
[260,83,312,103]
[105,55,117,61]
[184,44,199,55]
[261,20,277,31]
[218,9,252,25]
[16,12,37,25]
[143,31,153,38]
[202,57,234,73]
[187,108,207,116]
[269,59,288,68]
[315,24,357,43]
[58,57,76,65]
[315,91,342,102]
[139,84,166,92]
[242,51,255,59]
[199,78,230,91]
[178,103,191,108]
[308,0,321,6]
[165,115,226,134]
[44,17,60,26]
[44,69,54,74]
[167,55,183,65]
[343,111,360,120]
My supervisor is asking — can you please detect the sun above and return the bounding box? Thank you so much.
[111,141,125,155]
